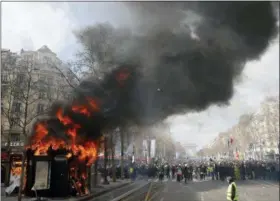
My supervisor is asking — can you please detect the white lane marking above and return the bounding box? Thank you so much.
[200,192,205,201]
[163,186,168,193]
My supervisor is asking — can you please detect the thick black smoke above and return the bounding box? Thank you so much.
[31,2,278,142]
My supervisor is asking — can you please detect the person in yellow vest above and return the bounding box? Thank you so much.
[226,177,238,201]
[234,165,241,180]
[208,166,214,180]
[129,167,134,181]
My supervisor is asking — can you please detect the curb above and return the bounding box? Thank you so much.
[77,181,132,201]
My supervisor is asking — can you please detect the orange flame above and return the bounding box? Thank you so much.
[28,97,101,196]
[56,108,73,125]
[32,123,48,142]
[116,70,130,82]
[72,105,91,117]
[87,98,100,112]
[11,166,22,176]
[66,153,72,159]
[116,69,130,87]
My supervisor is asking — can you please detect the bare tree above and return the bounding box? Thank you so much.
[1,51,21,158]
[14,56,71,201]
[73,23,132,78]
[261,97,279,143]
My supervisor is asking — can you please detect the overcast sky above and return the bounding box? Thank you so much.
[2,2,279,149]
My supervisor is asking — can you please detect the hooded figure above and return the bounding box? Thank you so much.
[226,177,238,201]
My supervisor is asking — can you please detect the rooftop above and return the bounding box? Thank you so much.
[37,45,56,55]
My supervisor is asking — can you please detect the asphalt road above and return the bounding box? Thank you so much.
[152,178,279,201]
[91,180,148,201]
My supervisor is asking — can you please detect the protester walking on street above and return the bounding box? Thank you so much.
[226,177,238,201]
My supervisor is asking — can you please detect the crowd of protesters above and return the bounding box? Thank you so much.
[101,159,280,182]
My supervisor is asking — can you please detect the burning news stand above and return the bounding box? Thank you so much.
[25,146,91,198]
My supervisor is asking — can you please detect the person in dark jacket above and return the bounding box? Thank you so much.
[189,165,193,181]
[183,164,189,183]
[214,163,219,180]
[166,164,170,179]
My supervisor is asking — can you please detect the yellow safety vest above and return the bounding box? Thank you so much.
[129,167,134,174]
[234,167,240,180]
[227,182,238,201]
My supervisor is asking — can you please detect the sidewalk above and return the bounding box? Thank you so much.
[1,179,131,201]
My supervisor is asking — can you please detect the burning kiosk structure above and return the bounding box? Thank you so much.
[25,147,92,197]
[24,104,101,197]
[24,67,131,198]
[25,116,99,197]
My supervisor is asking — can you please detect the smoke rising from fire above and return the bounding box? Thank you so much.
[102,2,278,124]
[30,2,278,150]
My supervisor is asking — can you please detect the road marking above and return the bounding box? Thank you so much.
[144,182,153,201]
[200,192,204,201]
[160,198,164,201]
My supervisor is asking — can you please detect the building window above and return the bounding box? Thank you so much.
[47,91,52,99]
[16,74,25,83]
[12,102,21,113]
[38,76,47,88]
[2,75,8,83]
[47,76,54,84]
[39,92,46,99]
[11,116,20,126]
[37,104,44,114]
[39,76,46,82]
[1,86,8,98]
[10,133,20,142]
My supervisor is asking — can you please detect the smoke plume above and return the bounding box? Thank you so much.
[30,2,278,142]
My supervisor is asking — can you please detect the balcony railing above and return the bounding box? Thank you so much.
[1,141,24,147]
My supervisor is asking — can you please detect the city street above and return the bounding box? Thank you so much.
[152,178,279,201]
[91,180,149,201]
[1,2,279,201]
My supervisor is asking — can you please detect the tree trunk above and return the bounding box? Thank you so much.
[93,158,99,187]
[110,134,116,182]
[88,166,91,193]
[93,140,100,187]
[103,136,109,184]
[17,129,28,201]
[17,151,26,201]
[5,127,12,186]
[120,127,124,180]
